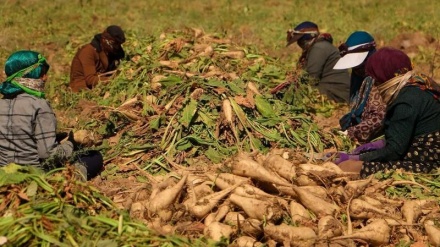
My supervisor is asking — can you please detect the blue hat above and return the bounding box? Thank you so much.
[334,31,376,69]
[286,21,319,46]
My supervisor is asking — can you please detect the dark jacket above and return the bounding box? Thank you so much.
[360,86,440,162]
[306,41,350,103]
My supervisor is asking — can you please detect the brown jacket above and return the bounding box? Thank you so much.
[69,44,110,92]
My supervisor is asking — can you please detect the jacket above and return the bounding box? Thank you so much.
[0,93,73,167]
[69,43,111,92]
[306,41,351,103]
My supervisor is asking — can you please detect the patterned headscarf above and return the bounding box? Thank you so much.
[366,47,440,105]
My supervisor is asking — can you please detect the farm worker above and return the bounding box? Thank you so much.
[334,31,386,144]
[335,47,440,178]
[286,21,350,103]
[0,50,104,180]
[69,25,126,92]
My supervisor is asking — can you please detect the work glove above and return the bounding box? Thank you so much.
[55,132,68,143]
[351,139,385,155]
[334,152,360,165]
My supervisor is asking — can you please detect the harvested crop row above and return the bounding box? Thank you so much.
[2,151,440,246]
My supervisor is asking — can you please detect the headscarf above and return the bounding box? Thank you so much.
[366,47,440,105]
[339,76,375,130]
[91,25,126,70]
[296,33,333,70]
[0,51,49,98]
[286,21,320,47]
[286,22,333,69]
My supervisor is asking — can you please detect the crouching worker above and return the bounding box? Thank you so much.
[69,25,126,92]
[334,47,440,178]
[0,50,103,180]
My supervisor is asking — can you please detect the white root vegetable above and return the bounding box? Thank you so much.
[401,200,422,224]
[207,173,272,199]
[204,222,234,242]
[188,184,239,219]
[206,173,250,187]
[156,209,173,222]
[204,213,216,226]
[130,201,146,219]
[204,202,231,226]
[289,201,311,222]
[247,82,262,96]
[277,185,329,200]
[291,185,340,216]
[331,219,390,247]
[223,212,263,238]
[221,50,245,59]
[263,154,296,181]
[242,219,263,238]
[264,224,317,247]
[343,175,374,200]
[318,216,343,239]
[320,161,344,173]
[401,199,437,224]
[193,183,213,199]
[349,198,394,219]
[73,129,95,146]
[367,218,414,226]
[298,163,342,178]
[214,202,231,221]
[364,179,393,195]
[224,212,246,226]
[229,194,282,221]
[223,99,234,123]
[367,193,403,207]
[358,195,383,207]
[233,184,275,199]
[230,153,291,186]
[424,220,440,247]
[147,174,188,214]
[233,236,263,247]
[296,174,319,186]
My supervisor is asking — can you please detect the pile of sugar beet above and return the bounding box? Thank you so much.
[52,28,440,246]
[98,150,440,247]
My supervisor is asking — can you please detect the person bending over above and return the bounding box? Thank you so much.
[0,50,104,180]
[70,25,126,92]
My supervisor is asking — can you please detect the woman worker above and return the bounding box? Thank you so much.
[336,47,440,178]
[0,50,104,180]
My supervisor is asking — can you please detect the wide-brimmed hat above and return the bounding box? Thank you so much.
[334,31,376,69]
[286,21,319,47]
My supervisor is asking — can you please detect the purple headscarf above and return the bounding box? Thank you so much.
[365,47,412,84]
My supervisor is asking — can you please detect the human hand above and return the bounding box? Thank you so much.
[334,152,360,165]
[351,139,385,155]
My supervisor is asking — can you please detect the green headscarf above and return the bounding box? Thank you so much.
[0,51,49,98]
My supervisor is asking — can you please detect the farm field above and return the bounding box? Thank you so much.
[1,1,440,246]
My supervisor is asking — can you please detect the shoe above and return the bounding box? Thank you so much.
[73,162,88,181]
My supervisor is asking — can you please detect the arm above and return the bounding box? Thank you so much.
[35,101,73,161]
[79,46,101,88]
[347,87,386,142]
[360,102,417,162]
